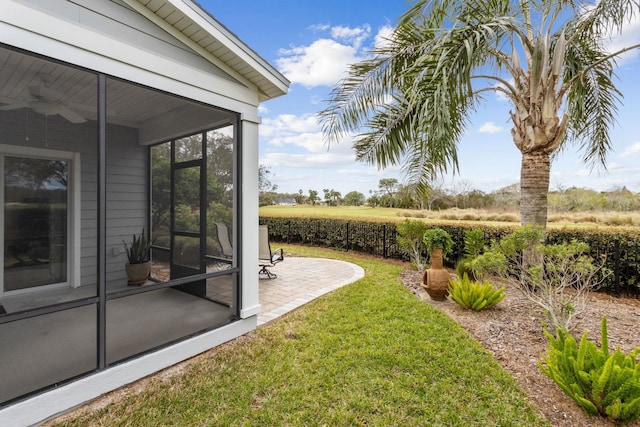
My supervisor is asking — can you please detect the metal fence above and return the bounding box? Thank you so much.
[260,217,640,298]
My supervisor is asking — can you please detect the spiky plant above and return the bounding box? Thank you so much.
[123,229,150,264]
[540,317,640,422]
[448,273,506,310]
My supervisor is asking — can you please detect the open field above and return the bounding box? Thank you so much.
[260,205,640,228]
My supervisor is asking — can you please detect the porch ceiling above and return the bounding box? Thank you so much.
[0,46,229,130]
[125,0,289,102]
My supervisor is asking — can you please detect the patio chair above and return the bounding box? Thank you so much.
[216,223,233,259]
[258,225,283,279]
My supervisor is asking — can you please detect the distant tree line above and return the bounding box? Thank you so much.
[259,169,640,212]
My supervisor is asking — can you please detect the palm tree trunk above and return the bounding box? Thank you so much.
[520,151,550,227]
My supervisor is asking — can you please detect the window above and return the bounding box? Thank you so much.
[0,145,80,297]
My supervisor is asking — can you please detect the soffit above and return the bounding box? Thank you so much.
[127,0,289,102]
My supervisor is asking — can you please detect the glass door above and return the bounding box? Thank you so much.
[3,156,68,293]
[170,135,206,296]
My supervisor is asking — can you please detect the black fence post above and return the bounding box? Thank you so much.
[287,220,291,244]
[346,222,350,252]
[614,238,620,298]
[383,224,388,259]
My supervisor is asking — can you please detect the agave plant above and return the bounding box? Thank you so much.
[123,229,150,264]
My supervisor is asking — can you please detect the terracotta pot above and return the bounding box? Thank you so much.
[421,248,451,301]
[125,261,151,286]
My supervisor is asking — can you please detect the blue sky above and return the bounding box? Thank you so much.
[200,0,640,197]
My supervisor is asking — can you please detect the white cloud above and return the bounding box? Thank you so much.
[374,25,394,49]
[607,161,624,170]
[261,151,354,168]
[620,141,640,158]
[260,113,355,155]
[308,23,330,32]
[494,78,515,102]
[269,132,327,153]
[603,14,640,65]
[257,104,268,114]
[275,24,376,88]
[331,24,371,48]
[260,114,319,138]
[478,122,503,134]
[276,39,361,87]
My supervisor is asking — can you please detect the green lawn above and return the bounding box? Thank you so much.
[260,204,409,221]
[53,246,549,426]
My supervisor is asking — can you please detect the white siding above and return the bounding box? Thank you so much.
[0,110,147,288]
[105,124,147,284]
[17,0,239,85]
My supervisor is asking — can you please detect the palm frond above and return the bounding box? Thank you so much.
[563,32,622,166]
[319,0,636,193]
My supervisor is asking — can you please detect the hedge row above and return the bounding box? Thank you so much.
[260,217,640,296]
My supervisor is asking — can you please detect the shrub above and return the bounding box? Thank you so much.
[396,219,428,271]
[607,216,634,226]
[539,317,640,423]
[259,216,640,293]
[455,258,474,279]
[494,213,519,222]
[472,225,610,333]
[455,229,485,280]
[423,227,454,260]
[448,273,506,310]
[463,229,485,258]
[460,212,480,221]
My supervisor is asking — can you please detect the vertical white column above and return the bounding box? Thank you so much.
[239,113,261,318]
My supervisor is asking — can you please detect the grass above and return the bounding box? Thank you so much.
[261,204,640,227]
[260,204,407,220]
[53,246,549,426]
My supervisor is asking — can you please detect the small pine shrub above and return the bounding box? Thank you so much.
[608,216,634,226]
[548,214,569,223]
[575,214,598,224]
[397,219,428,271]
[494,213,519,222]
[455,258,475,280]
[460,213,480,221]
[539,317,640,423]
[448,273,506,310]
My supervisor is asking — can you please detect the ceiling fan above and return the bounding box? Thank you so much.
[0,83,87,124]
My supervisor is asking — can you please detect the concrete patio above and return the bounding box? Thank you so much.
[257,257,365,326]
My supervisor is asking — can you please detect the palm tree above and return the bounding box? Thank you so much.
[319,0,640,227]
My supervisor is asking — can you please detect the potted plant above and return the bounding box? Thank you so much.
[123,229,151,286]
[421,227,454,301]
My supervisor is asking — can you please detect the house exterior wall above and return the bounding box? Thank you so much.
[0,0,279,423]
[0,111,146,287]
[104,124,148,285]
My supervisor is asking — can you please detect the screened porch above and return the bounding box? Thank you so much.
[0,44,242,406]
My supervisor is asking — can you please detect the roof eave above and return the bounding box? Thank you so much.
[125,0,289,102]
